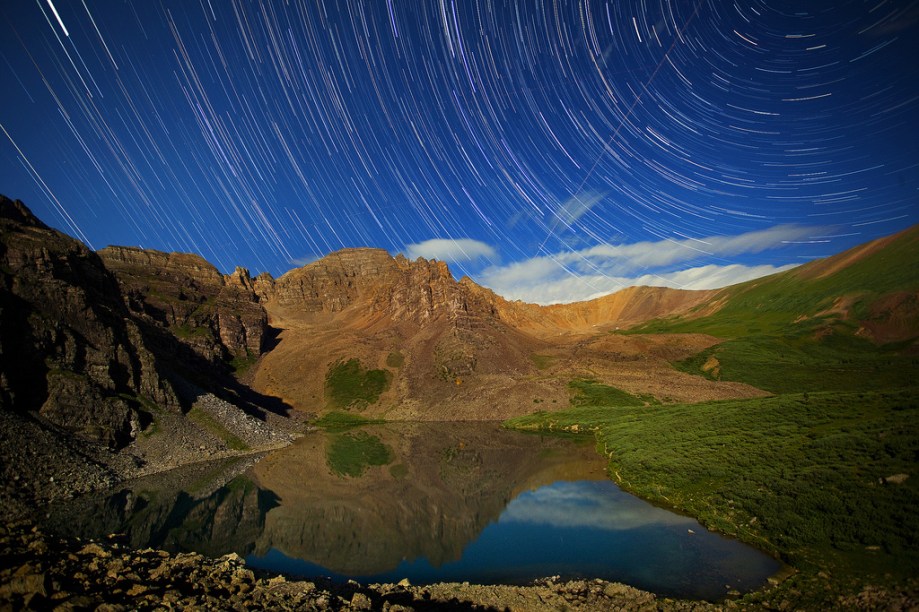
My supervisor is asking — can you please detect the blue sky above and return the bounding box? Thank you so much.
[1,1,917,304]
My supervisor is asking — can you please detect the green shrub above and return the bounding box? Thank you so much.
[325,358,391,409]
[568,378,655,407]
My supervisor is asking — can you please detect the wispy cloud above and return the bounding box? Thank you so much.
[555,224,818,273]
[478,224,818,304]
[548,190,605,234]
[405,238,497,262]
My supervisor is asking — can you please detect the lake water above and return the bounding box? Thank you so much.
[46,422,780,600]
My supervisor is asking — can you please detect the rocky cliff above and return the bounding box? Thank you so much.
[98,246,267,367]
[256,248,498,326]
[0,196,294,518]
[0,197,179,448]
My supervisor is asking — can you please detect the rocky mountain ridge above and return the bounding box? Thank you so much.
[98,245,267,366]
[246,244,766,420]
[0,196,295,517]
[0,197,180,448]
[3,192,918,503]
[254,247,501,330]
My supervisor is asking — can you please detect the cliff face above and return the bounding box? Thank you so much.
[0,197,179,448]
[257,248,498,326]
[98,246,267,367]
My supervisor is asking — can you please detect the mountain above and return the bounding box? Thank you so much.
[247,248,765,420]
[0,196,292,515]
[631,225,919,393]
[246,223,919,417]
[97,246,267,369]
[3,192,917,506]
[249,248,557,420]
[0,197,180,447]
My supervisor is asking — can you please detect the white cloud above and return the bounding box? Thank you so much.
[554,224,818,275]
[485,262,798,305]
[477,224,817,304]
[404,238,497,262]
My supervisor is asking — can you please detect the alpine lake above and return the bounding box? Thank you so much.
[45,422,781,601]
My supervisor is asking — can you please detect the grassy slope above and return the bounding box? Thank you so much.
[506,229,919,604]
[506,388,919,605]
[638,225,919,338]
[632,226,919,393]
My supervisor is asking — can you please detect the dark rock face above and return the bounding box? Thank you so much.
[0,196,178,448]
[97,247,267,366]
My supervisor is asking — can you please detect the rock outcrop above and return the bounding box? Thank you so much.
[250,248,553,419]
[0,197,179,448]
[98,247,267,366]
[0,196,293,512]
[257,248,498,326]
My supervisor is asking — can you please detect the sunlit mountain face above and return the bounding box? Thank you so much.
[2,1,917,304]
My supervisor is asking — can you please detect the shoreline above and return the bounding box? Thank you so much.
[1,520,725,611]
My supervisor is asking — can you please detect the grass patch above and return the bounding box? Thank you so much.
[229,351,259,375]
[172,323,214,340]
[675,333,919,394]
[187,406,249,451]
[530,354,554,370]
[325,358,391,410]
[326,431,392,477]
[386,351,405,368]
[568,378,656,407]
[505,389,919,604]
[314,411,385,432]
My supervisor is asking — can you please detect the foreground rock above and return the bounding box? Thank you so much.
[1,521,721,611]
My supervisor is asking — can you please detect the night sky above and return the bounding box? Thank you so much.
[1,1,917,304]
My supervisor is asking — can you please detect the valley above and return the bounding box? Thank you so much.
[1,195,918,609]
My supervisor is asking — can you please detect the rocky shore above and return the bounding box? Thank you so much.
[1,521,723,611]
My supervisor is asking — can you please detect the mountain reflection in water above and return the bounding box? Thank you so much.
[46,422,779,600]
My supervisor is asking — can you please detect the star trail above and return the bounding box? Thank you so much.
[1,1,917,303]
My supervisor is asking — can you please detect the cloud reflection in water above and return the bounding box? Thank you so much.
[500,480,694,532]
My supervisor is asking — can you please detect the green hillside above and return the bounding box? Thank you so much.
[630,226,919,393]
[506,388,919,607]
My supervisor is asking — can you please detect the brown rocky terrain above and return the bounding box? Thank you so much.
[98,246,267,366]
[248,248,766,421]
[0,197,180,447]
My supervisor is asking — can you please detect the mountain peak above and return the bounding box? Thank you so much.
[0,195,50,230]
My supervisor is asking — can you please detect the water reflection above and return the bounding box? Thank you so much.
[46,423,779,600]
[246,423,607,574]
[502,480,693,531]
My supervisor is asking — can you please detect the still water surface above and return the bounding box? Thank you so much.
[47,422,779,600]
